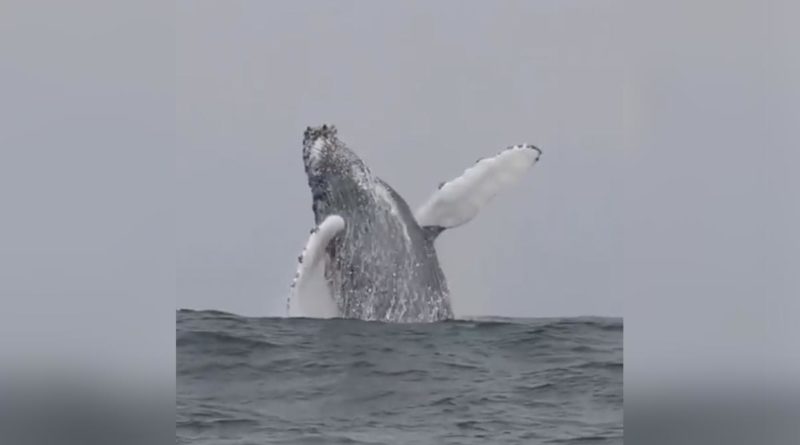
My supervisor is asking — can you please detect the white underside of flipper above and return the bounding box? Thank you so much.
[287,215,345,318]
[414,144,541,229]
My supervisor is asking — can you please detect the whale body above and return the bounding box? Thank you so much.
[287,125,541,322]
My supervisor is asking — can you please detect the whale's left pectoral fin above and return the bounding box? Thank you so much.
[286,215,345,318]
[414,144,541,233]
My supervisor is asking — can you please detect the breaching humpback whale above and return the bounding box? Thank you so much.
[287,125,541,322]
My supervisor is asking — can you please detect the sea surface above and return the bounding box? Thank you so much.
[177,310,623,445]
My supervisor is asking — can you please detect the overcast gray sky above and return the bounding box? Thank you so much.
[176,0,797,331]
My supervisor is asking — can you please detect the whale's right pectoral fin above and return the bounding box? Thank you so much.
[414,144,541,234]
[286,215,345,318]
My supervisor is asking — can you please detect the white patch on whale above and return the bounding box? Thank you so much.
[415,144,542,229]
[287,214,345,318]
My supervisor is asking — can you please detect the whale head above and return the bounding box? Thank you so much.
[301,125,372,223]
[302,124,340,174]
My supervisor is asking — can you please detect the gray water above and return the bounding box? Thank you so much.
[177,309,623,444]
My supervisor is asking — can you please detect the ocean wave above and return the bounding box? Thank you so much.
[178,310,623,444]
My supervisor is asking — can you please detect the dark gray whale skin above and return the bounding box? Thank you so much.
[302,125,453,322]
